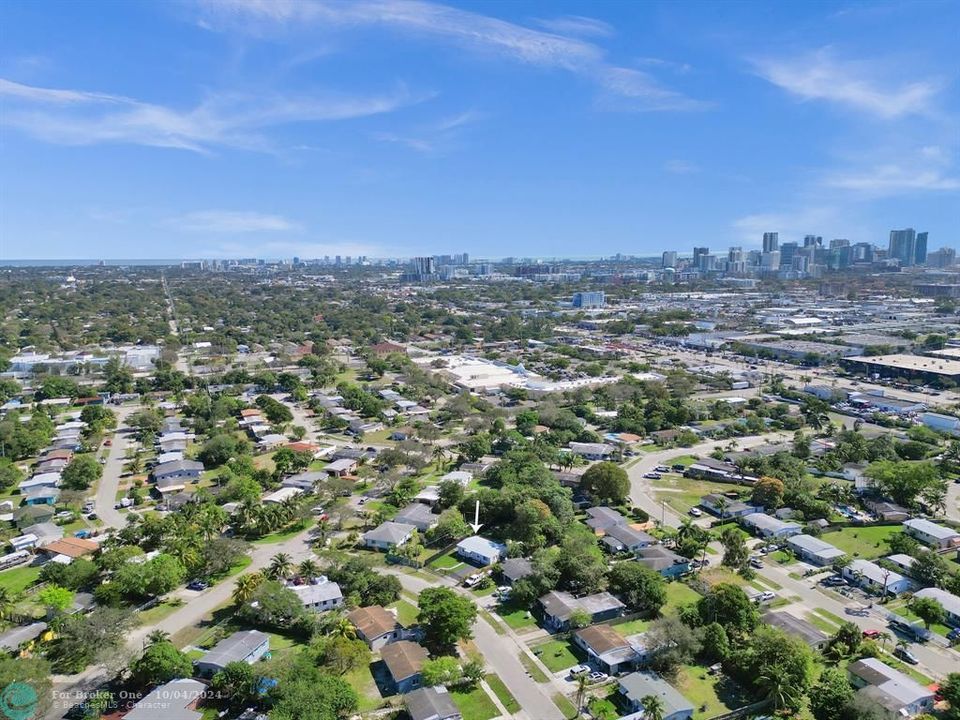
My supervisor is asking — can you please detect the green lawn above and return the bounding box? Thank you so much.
[518,651,550,683]
[820,526,903,560]
[588,695,619,720]
[650,474,747,515]
[664,582,703,611]
[138,598,185,624]
[806,613,840,634]
[0,565,42,594]
[251,523,309,545]
[429,552,464,570]
[888,602,952,637]
[450,685,499,720]
[676,664,747,719]
[390,599,419,627]
[530,639,582,673]
[497,604,539,631]
[343,663,385,712]
[553,693,579,719]
[211,555,252,583]
[667,455,699,467]
[611,617,651,635]
[484,674,520,714]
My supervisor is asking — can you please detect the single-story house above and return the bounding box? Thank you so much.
[348,605,403,650]
[289,578,343,612]
[569,442,614,460]
[863,499,911,521]
[618,672,694,720]
[281,471,326,491]
[0,622,48,654]
[539,591,625,631]
[903,518,960,549]
[155,451,184,465]
[573,624,637,675]
[885,553,916,576]
[153,459,204,485]
[785,534,846,566]
[762,611,828,649]
[405,686,462,720]
[381,640,429,694]
[842,559,913,596]
[848,657,934,719]
[21,521,63,545]
[740,512,802,539]
[414,485,442,507]
[602,524,656,554]
[636,546,691,578]
[325,458,358,477]
[362,521,417,551]
[263,487,304,504]
[37,536,98,561]
[195,630,270,676]
[584,506,628,533]
[685,457,757,485]
[125,679,206,720]
[18,473,61,492]
[439,470,473,487]
[699,494,759,519]
[500,558,534,584]
[23,486,60,505]
[914,587,960,627]
[395,503,439,532]
[456,536,506,566]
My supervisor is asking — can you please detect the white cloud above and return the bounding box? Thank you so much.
[825,164,960,194]
[751,48,942,118]
[731,206,848,246]
[168,210,302,233]
[373,109,482,154]
[532,15,614,38]
[0,77,423,152]
[197,238,385,258]
[197,0,705,113]
[664,159,700,175]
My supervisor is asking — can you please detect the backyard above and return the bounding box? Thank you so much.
[0,565,41,594]
[820,525,903,560]
[529,638,583,673]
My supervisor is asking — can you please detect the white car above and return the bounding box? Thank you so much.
[759,590,776,602]
[688,507,703,517]
[569,665,590,678]
[464,574,483,588]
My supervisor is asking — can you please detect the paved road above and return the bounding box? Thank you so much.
[93,404,141,529]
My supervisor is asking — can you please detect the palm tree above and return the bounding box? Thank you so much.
[640,694,665,720]
[575,674,589,716]
[877,631,893,652]
[232,572,263,605]
[267,552,293,581]
[432,445,448,471]
[327,614,357,640]
[0,587,13,621]
[315,518,332,546]
[298,559,320,582]
[145,629,170,646]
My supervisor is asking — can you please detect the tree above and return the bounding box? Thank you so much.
[826,621,862,659]
[607,562,666,614]
[438,479,465,510]
[644,615,701,672]
[809,666,854,720]
[114,554,186,598]
[233,572,264,605]
[640,695,665,720]
[314,636,371,676]
[699,622,730,662]
[751,476,784,510]
[727,625,814,714]
[211,662,258,710]
[427,508,471,545]
[720,527,749,571]
[237,581,310,635]
[268,653,358,720]
[912,550,949,588]
[267,552,294,580]
[422,656,463,687]
[697,583,758,637]
[865,460,939,507]
[37,584,74,613]
[417,587,478,652]
[62,454,103,490]
[458,433,491,462]
[580,462,630,504]
[0,458,24,491]
[130,641,193,687]
[569,608,592,630]
[909,596,946,629]
[941,672,960,720]
[48,607,134,673]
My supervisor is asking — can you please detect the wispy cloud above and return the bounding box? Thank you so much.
[197,238,385,258]
[751,48,942,118]
[167,210,302,233]
[0,77,424,152]
[731,206,849,246]
[532,15,614,38]
[664,159,699,175]
[197,0,707,112]
[373,109,482,154]
[825,164,960,194]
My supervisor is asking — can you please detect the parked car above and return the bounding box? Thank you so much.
[187,579,209,591]
[862,629,881,639]
[688,507,703,517]
[569,665,590,678]
[655,465,670,473]
[464,574,483,588]
[759,590,776,602]
[643,472,662,480]
[947,628,960,643]
[823,575,846,587]
[893,646,919,665]
[588,671,608,683]
[749,557,764,569]
[672,464,686,472]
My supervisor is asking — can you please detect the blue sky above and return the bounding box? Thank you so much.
[1,0,957,260]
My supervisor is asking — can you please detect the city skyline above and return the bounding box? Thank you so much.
[1,0,958,259]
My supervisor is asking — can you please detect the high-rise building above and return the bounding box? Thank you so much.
[914,232,928,265]
[411,256,436,276]
[851,243,874,263]
[693,247,709,269]
[760,251,780,272]
[779,242,798,269]
[572,291,605,308]
[728,246,743,262]
[927,247,956,268]
[762,232,779,253]
[803,235,823,248]
[888,228,917,266]
[662,251,677,268]
[829,238,850,249]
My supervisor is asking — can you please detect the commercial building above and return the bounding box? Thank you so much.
[842,354,960,384]
[572,291,605,309]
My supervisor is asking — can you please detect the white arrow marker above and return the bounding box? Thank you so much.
[470,499,483,533]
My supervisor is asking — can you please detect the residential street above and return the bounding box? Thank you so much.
[93,404,141,530]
